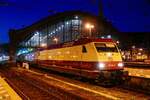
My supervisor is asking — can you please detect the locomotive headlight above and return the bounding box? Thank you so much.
[98,63,105,69]
[118,62,124,68]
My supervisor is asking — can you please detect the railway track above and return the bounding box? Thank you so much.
[4,78,30,100]
[10,76,61,100]
[32,66,150,97]
[0,67,70,100]
[0,66,88,100]
[17,66,150,99]
[0,69,30,100]
[30,66,150,95]
[0,66,150,100]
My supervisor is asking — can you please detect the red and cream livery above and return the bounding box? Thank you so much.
[18,38,128,83]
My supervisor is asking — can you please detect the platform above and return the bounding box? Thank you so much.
[0,77,22,100]
[125,68,150,78]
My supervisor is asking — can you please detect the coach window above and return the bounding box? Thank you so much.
[82,45,87,53]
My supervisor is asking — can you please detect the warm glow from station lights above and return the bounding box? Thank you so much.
[116,41,120,44]
[85,23,94,29]
[132,45,135,49]
[91,25,94,28]
[98,63,105,70]
[139,48,143,51]
[41,43,47,47]
[118,62,124,68]
[53,37,58,44]
[138,52,142,55]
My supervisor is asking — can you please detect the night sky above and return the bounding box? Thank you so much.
[0,0,150,44]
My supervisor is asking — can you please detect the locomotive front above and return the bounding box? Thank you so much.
[93,41,128,83]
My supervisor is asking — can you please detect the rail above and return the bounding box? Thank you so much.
[124,62,150,69]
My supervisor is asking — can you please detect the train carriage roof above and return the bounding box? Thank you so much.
[9,11,118,48]
[38,38,115,51]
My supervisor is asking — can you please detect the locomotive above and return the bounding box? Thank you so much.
[17,38,128,84]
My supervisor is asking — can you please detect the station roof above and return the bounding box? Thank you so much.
[9,11,118,46]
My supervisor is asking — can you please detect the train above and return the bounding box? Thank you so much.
[16,38,129,84]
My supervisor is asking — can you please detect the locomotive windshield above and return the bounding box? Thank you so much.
[95,43,118,52]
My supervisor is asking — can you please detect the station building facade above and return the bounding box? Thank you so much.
[9,11,117,59]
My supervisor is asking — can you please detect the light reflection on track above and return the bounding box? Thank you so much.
[17,67,150,100]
